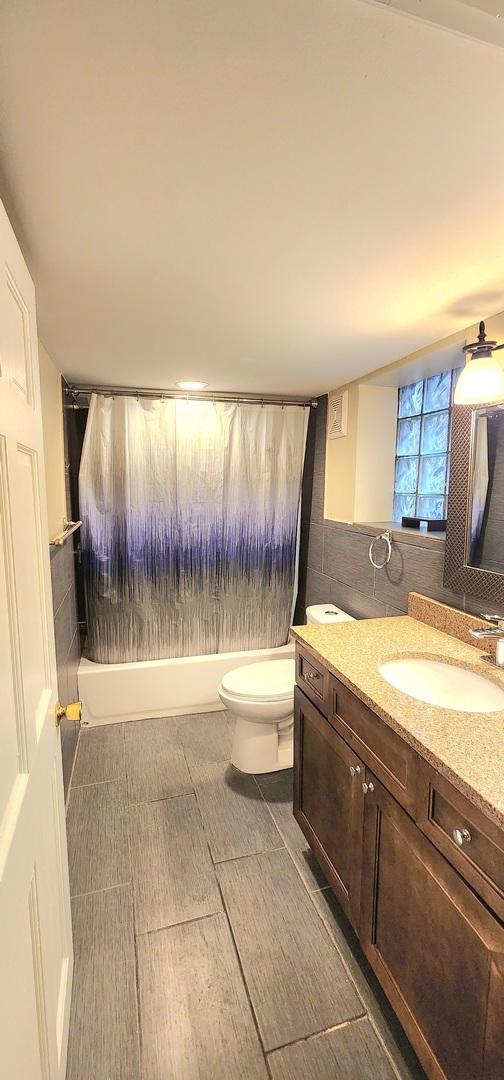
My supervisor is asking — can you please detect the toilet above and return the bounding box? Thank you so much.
[218,604,354,774]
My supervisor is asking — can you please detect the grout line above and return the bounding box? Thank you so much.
[212,844,286,867]
[70,880,131,902]
[127,789,195,809]
[71,775,124,790]
[265,1013,368,1058]
[214,872,272,1073]
[134,907,225,939]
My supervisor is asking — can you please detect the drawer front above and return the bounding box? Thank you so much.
[329,673,417,813]
[295,645,330,714]
[417,764,504,921]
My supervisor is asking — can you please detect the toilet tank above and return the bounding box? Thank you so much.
[306,604,354,625]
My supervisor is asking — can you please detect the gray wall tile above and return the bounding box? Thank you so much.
[50,538,82,798]
[374,541,460,612]
[50,540,75,617]
[323,527,375,594]
[330,578,388,621]
[306,523,324,573]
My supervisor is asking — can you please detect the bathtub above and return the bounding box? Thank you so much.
[78,641,295,726]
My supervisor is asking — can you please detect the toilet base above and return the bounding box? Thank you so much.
[231,715,294,774]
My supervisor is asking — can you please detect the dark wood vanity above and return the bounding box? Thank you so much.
[294,641,504,1080]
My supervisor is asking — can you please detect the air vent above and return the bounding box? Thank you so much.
[327,390,348,440]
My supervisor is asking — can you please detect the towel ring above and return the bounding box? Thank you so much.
[368,530,392,570]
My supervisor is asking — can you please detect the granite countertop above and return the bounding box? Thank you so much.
[291,615,504,829]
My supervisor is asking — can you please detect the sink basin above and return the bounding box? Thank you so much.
[378,657,504,713]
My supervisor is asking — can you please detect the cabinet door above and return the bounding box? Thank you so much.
[360,776,504,1080]
[294,686,365,928]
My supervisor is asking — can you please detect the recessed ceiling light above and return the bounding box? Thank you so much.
[176,380,208,391]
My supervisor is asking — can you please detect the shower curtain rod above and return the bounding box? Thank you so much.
[64,383,318,409]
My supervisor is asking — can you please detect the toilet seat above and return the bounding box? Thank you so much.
[220,659,295,703]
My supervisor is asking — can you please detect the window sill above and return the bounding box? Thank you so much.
[353,520,446,547]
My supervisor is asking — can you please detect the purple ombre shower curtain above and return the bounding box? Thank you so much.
[79,394,308,662]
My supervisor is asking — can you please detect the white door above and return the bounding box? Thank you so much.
[0,200,73,1078]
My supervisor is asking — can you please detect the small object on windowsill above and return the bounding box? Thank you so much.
[49,520,82,546]
[401,516,447,532]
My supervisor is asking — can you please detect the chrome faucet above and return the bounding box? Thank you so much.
[469,613,504,668]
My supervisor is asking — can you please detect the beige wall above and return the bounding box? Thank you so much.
[324,383,359,522]
[325,384,396,522]
[324,309,504,525]
[39,342,67,541]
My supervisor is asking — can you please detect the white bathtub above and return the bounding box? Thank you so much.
[78,641,295,726]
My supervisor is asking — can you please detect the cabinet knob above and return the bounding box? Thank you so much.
[362,781,375,795]
[349,765,361,777]
[452,827,471,846]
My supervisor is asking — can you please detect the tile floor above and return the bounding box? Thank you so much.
[65,710,425,1079]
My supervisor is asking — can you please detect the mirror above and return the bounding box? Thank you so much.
[466,407,504,574]
[444,403,504,606]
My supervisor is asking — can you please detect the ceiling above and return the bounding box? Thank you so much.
[1,0,504,396]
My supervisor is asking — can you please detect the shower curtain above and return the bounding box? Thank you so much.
[79,394,309,663]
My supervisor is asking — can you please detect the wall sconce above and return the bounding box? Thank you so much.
[454,320,504,405]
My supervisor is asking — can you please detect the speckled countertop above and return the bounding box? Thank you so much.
[291,616,504,829]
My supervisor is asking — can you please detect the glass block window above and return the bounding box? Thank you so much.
[392,369,461,522]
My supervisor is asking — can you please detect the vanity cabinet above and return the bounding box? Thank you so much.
[294,687,364,928]
[294,644,504,1080]
[360,775,504,1080]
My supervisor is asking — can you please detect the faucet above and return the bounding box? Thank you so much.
[469,613,504,668]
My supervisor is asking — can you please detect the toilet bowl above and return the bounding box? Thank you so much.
[218,659,295,774]
[219,604,354,774]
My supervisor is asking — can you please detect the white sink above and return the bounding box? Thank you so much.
[378,657,504,713]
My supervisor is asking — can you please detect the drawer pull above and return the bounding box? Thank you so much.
[362,781,375,795]
[349,765,361,777]
[304,671,320,681]
[453,827,472,847]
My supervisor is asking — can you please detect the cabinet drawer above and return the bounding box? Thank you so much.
[417,764,504,921]
[328,673,418,813]
[295,645,330,713]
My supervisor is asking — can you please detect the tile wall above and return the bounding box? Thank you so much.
[295,396,489,625]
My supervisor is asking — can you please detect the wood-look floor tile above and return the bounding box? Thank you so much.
[268,1017,397,1080]
[217,848,363,1052]
[129,794,221,933]
[66,780,130,897]
[71,724,125,787]
[177,709,234,769]
[257,773,327,891]
[137,913,268,1080]
[66,885,140,1080]
[192,761,283,863]
[124,716,192,804]
[311,888,425,1079]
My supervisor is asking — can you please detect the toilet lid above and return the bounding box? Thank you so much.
[221,659,295,702]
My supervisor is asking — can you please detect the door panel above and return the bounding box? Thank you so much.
[294,686,364,927]
[0,200,73,1079]
[360,776,504,1080]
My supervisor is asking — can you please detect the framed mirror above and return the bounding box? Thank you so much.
[444,403,504,604]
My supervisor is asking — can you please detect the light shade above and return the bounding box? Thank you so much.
[176,380,208,390]
[454,354,504,406]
